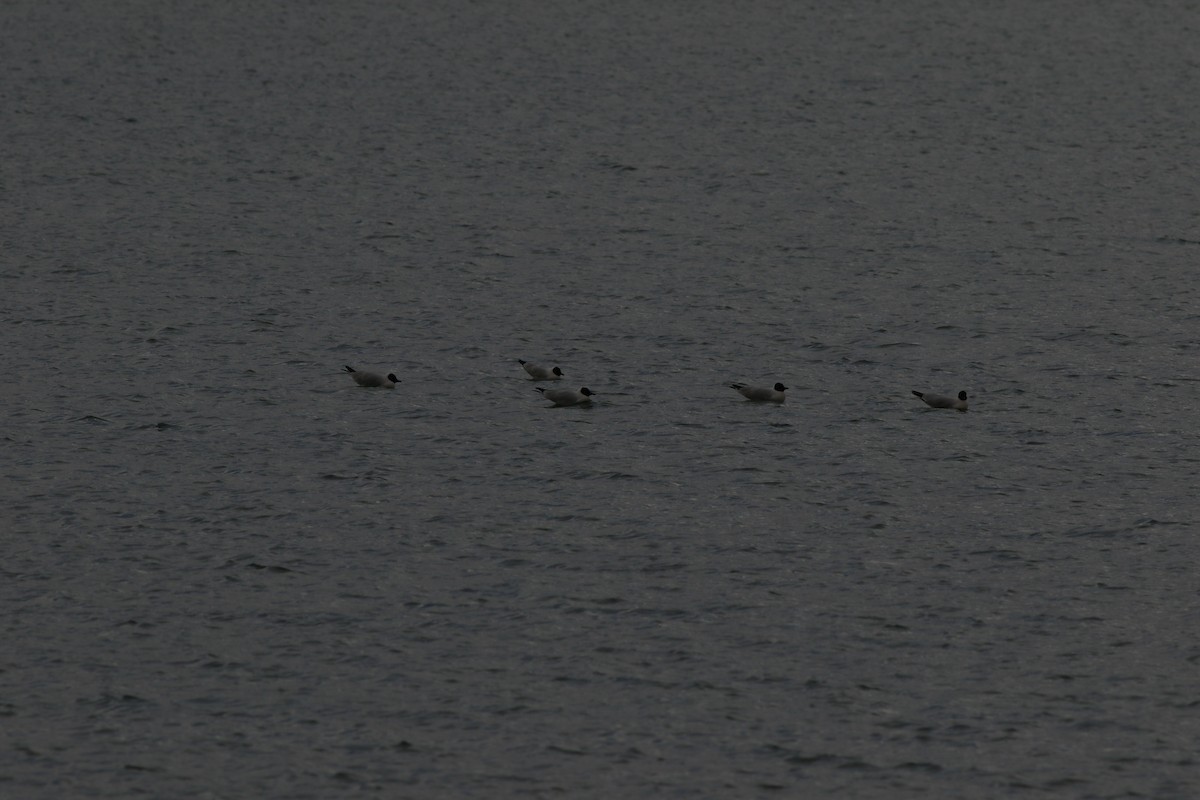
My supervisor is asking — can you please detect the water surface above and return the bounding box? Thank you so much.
[5,1,1200,797]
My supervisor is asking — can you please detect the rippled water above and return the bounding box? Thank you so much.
[6,1,1200,797]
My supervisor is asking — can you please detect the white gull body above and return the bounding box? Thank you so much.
[912,389,968,411]
[729,382,787,403]
[519,360,563,380]
[536,386,594,406]
[344,365,399,388]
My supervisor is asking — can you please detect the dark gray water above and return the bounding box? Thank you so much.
[6,1,1200,797]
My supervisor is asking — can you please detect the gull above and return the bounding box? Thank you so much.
[344,365,400,388]
[729,382,787,403]
[536,386,595,406]
[519,360,564,380]
[912,389,968,411]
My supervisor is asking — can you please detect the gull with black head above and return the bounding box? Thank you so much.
[912,389,968,411]
[519,360,564,380]
[729,382,788,403]
[344,365,400,389]
[536,386,595,406]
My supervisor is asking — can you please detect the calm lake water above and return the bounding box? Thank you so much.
[6,1,1200,797]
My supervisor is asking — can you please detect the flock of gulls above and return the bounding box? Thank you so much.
[344,362,970,412]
